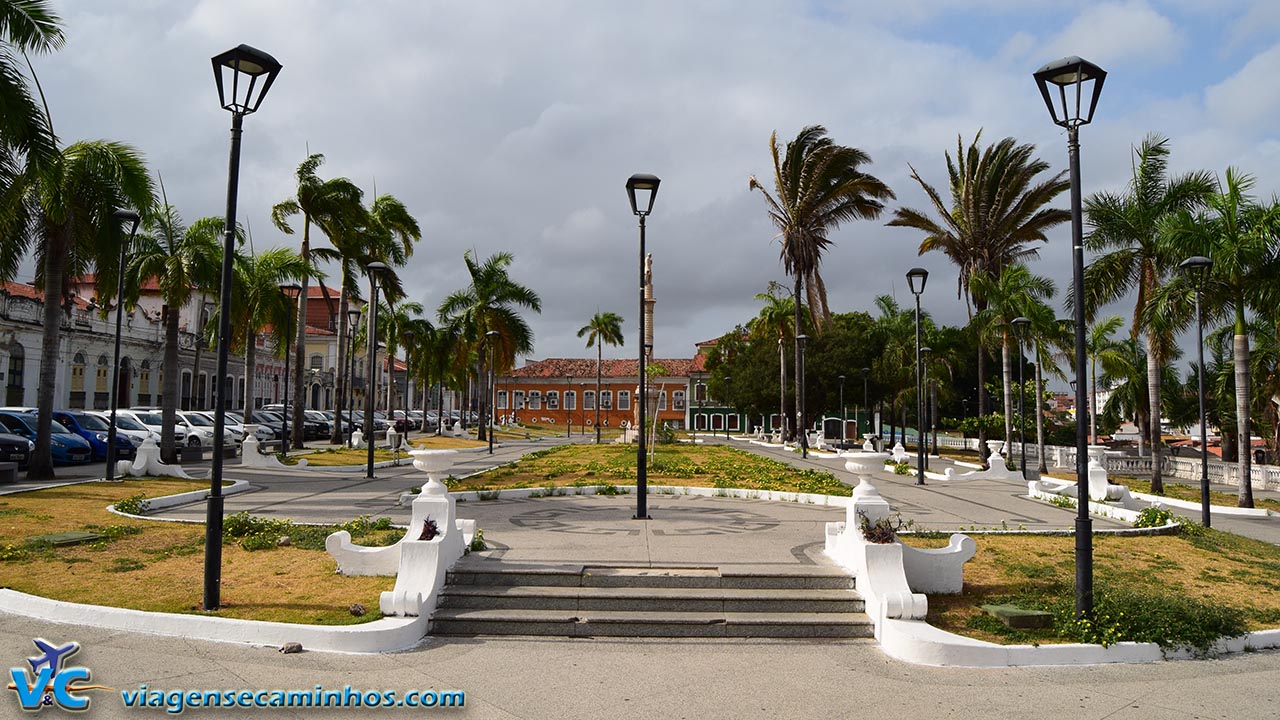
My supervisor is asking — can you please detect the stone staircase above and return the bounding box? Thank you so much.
[431,561,873,639]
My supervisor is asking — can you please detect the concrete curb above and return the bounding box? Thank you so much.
[0,590,428,654]
[106,479,253,520]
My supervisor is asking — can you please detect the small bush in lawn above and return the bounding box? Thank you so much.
[892,461,912,476]
[113,493,151,516]
[1133,506,1176,529]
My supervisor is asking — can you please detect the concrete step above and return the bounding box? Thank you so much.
[430,609,875,639]
[438,585,865,614]
[446,562,855,590]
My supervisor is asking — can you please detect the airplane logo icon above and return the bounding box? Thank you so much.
[27,639,80,676]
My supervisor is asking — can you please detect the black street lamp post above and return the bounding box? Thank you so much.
[365,262,389,479]
[580,382,587,437]
[920,347,931,471]
[279,284,301,458]
[346,308,360,448]
[861,367,870,443]
[722,374,731,439]
[907,267,928,485]
[626,173,659,520]
[838,374,846,449]
[206,44,281,613]
[1012,317,1031,478]
[486,330,499,455]
[105,209,140,484]
[1181,256,1213,527]
[796,335,809,458]
[1035,54,1106,619]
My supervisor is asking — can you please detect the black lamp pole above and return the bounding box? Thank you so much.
[861,367,870,441]
[105,209,140,484]
[365,262,388,478]
[279,284,300,458]
[1035,55,1106,619]
[346,308,360,448]
[486,330,499,455]
[205,44,281,613]
[796,335,809,458]
[723,374,731,438]
[920,348,931,470]
[1181,256,1213,527]
[907,268,928,484]
[1012,317,1031,477]
[838,374,846,449]
[626,173,659,520]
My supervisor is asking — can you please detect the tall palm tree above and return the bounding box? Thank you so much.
[1163,169,1280,507]
[0,0,60,163]
[1086,316,1125,445]
[438,251,541,442]
[1,140,153,477]
[271,153,364,449]
[871,295,919,445]
[971,264,1055,446]
[128,205,222,462]
[1084,134,1215,493]
[326,193,420,443]
[888,132,1068,462]
[373,299,425,427]
[577,311,624,444]
[747,283,797,438]
[751,126,893,448]
[223,247,310,424]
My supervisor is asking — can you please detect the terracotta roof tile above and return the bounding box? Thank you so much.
[509,357,693,379]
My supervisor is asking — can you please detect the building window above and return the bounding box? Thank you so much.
[70,352,86,409]
[584,391,595,410]
[497,390,508,409]
[711,414,724,431]
[618,390,630,410]
[727,414,740,431]
[310,354,323,370]
[565,391,576,410]
[658,391,667,411]
[673,390,686,411]
[138,359,151,406]
[526,391,540,410]
[695,414,708,431]
[694,383,707,403]
[514,391,526,410]
[546,391,559,410]
[599,390,612,410]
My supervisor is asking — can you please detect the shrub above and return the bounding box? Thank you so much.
[892,461,911,476]
[469,529,487,552]
[858,511,912,544]
[1133,506,1176,529]
[113,493,151,516]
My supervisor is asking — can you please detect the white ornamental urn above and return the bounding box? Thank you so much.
[408,448,458,495]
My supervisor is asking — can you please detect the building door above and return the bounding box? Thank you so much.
[5,345,23,406]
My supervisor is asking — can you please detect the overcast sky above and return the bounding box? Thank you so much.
[26,0,1280,369]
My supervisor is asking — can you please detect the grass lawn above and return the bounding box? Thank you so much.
[906,528,1280,651]
[449,443,849,496]
[290,437,486,466]
[0,480,396,625]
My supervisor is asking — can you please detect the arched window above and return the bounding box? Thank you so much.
[4,343,22,406]
[70,352,87,408]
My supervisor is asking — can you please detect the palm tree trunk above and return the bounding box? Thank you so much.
[161,307,180,464]
[30,231,71,479]
[1235,329,1255,507]
[329,287,349,444]
[976,340,988,464]
[1035,345,1047,474]
[778,338,786,438]
[1002,332,1013,447]
[292,223,310,450]
[1147,328,1164,494]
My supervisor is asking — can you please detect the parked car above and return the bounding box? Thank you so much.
[85,411,156,448]
[304,410,333,437]
[0,411,92,465]
[51,410,136,462]
[261,405,324,439]
[0,431,32,468]
[118,410,189,447]
[389,410,412,434]
[236,410,283,444]
[191,411,248,445]
[180,411,241,451]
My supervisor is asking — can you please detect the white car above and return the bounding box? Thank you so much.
[191,411,248,444]
[86,411,156,448]
[179,411,241,450]
[118,409,191,446]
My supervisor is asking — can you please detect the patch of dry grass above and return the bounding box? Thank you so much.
[0,480,391,625]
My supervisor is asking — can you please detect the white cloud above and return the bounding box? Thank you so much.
[1044,1,1183,68]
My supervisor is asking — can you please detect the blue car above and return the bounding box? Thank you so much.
[0,412,92,465]
[52,411,136,462]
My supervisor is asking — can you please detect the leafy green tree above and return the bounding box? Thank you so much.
[747,283,798,437]
[1083,134,1214,493]
[577,311,624,444]
[888,132,1068,460]
[128,204,221,461]
[438,251,542,442]
[3,140,154,476]
[271,153,364,448]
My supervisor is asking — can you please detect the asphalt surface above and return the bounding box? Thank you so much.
[4,434,1280,719]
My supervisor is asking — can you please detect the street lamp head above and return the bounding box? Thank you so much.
[403,329,415,343]
[279,283,301,300]
[1011,316,1032,339]
[1179,256,1213,290]
[211,44,282,116]
[861,367,870,379]
[796,334,809,347]
[1069,379,1078,392]
[906,267,929,296]
[626,173,661,217]
[1033,56,1106,129]
[347,308,362,327]
[921,347,932,355]
[838,374,845,384]
[366,261,390,274]
[112,208,141,237]
[486,330,500,339]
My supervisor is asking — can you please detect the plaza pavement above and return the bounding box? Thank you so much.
[4,435,1280,719]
